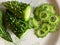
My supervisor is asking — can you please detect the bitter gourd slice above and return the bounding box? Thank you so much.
[2,1,32,21]
[0,10,12,42]
[35,23,50,38]
[5,10,31,38]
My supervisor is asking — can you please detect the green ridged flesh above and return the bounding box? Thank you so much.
[39,11,51,21]
[49,14,60,25]
[2,1,31,21]
[39,4,55,13]
[49,24,58,32]
[34,3,60,38]
[35,23,50,38]
[33,3,55,20]
[48,14,60,32]
[5,10,31,38]
[0,10,12,42]
[35,29,47,38]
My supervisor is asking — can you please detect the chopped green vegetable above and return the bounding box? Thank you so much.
[34,3,60,38]
[49,24,58,32]
[35,29,48,38]
[0,10,12,42]
[39,11,50,21]
[48,14,60,32]
[33,3,55,20]
[49,14,60,25]
[2,1,32,21]
[2,1,38,39]
[35,23,50,38]
[2,1,60,39]
[38,3,55,13]
[5,10,31,38]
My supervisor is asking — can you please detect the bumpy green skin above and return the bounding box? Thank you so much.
[0,11,12,42]
[39,4,55,13]
[49,24,58,32]
[49,14,60,32]
[34,3,60,38]
[2,1,31,21]
[2,1,37,38]
[5,10,32,38]
[49,14,60,25]
[33,3,55,20]
[39,11,51,21]
[35,23,50,38]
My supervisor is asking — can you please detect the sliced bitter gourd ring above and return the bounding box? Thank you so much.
[39,11,50,21]
[40,3,55,13]
[35,29,48,38]
[35,23,50,38]
[41,23,50,32]
[2,1,32,21]
[49,14,60,25]
[49,24,58,32]
[33,3,55,21]
[5,10,30,38]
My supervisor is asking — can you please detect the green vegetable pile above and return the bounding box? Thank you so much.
[2,1,32,38]
[0,1,59,42]
[5,10,31,38]
[0,10,12,42]
[34,4,60,38]
[2,1,32,21]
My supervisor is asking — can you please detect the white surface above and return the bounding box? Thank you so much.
[0,0,60,45]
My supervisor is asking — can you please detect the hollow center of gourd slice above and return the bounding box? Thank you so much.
[40,30,44,34]
[50,16,56,22]
[37,29,44,35]
[40,12,47,19]
[24,6,31,21]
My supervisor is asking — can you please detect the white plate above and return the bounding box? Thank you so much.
[0,0,60,45]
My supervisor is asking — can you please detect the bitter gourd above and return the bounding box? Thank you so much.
[33,3,55,20]
[49,24,58,32]
[35,23,50,38]
[49,14,60,25]
[5,10,31,38]
[34,3,60,38]
[0,10,12,42]
[2,1,32,21]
